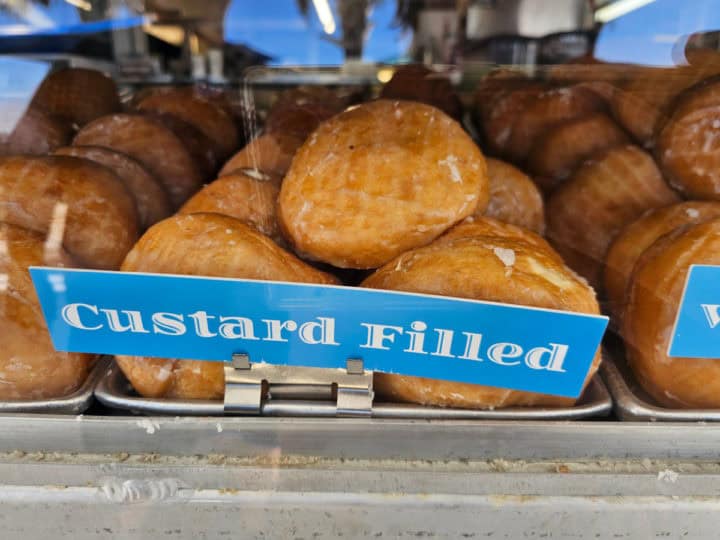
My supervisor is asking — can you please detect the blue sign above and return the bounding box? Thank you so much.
[30,267,608,398]
[669,265,720,358]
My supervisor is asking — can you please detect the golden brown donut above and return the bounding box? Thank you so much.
[31,67,120,126]
[604,201,720,320]
[74,113,203,208]
[546,145,680,289]
[481,158,545,234]
[54,145,172,230]
[623,218,720,408]
[472,69,534,124]
[279,100,489,269]
[656,77,720,200]
[178,171,281,241]
[0,224,94,400]
[116,213,339,399]
[527,113,629,189]
[481,84,546,158]
[0,155,138,269]
[505,85,606,163]
[220,132,302,179]
[362,234,602,409]
[0,107,73,155]
[437,216,559,260]
[136,88,240,161]
[380,64,462,120]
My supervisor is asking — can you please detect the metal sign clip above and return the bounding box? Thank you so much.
[223,353,374,417]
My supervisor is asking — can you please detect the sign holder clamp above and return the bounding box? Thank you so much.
[223,353,374,417]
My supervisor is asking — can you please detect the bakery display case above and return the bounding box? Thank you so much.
[4,0,720,538]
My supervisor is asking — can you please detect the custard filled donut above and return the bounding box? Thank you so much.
[279,100,489,269]
[381,64,462,120]
[527,113,629,190]
[437,216,559,260]
[0,155,138,269]
[362,234,601,409]
[480,158,545,234]
[178,171,282,242]
[136,88,240,161]
[546,145,679,288]
[623,218,720,408]
[0,107,72,155]
[54,145,172,230]
[31,67,120,126]
[656,77,720,200]
[116,213,338,399]
[604,201,720,319]
[74,113,203,208]
[505,85,606,162]
[481,84,546,158]
[0,224,94,400]
[220,132,302,179]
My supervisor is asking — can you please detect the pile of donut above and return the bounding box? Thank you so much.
[3,55,720,411]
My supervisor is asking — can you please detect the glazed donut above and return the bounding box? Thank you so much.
[116,213,338,399]
[0,107,72,155]
[264,87,347,141]
[527,113,629,190]
[604,201,720,319]
[437,216,559,260]
[362,233,601,409]
[54,145,172,230]
[546,145,680,289]
[0,155,138,269]
[178,171,282,242]
[136,88,240,161]
[481,158,545,234]
[0,224,93,400]
[656,77,720,200]
[472,69,535,124]
[220,132,302,179]
[381,64,462,120]
[74,113,203,208]
[623,218,720,408]
[279,100,489,269]
[31,67,120,126]
[505,85,606,163]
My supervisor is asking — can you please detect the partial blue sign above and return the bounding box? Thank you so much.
[669,264,720,358]
[30,267,608,398]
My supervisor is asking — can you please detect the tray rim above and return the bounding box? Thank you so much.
[601,352,720,422]
[0,357,110,414]
[95,360,612,420]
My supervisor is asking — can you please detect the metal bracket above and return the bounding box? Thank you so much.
[223,354,374,417]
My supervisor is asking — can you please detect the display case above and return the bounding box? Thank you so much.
[3,0,720,538]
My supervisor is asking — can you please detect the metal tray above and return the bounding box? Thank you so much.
[0,357,109,414]
[602,353,720,422]
[95,361,612,420]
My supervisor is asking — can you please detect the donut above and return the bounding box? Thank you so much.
[178,171,282,242]
[220,132,302,179]
[0,224,93,400]
[623,218,720,408]
[604,201,720,319]
[279,100,489,269]
[546,145,680,288]
[656,77,720,200]
[74,113,203,208]
[136,88,240,161]
[481,158,545,233]
[381,64,462,119]
[31,67,120,126]
[0,107,72,155]
[116,213,339,399]
[54,145,172,230]
[527,113,629,190]
[0,155,138,269]
[362,233,601,409]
